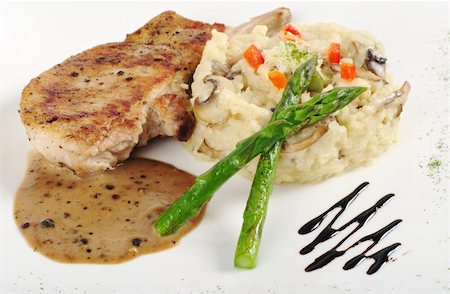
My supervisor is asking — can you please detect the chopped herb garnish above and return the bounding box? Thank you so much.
[284,42,309,63]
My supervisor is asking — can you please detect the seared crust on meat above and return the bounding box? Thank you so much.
[126,11,225,66]
[20,11,224,173]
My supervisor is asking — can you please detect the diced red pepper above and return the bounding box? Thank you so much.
[280,24,301,42]
[268,71,287,89]
[328,42,341,64]
[243,44,265,70]
[284,24,301,37]
[340,62,356,81]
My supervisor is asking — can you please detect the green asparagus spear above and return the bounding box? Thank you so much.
[234,140,282,269]
[234,58,317,269]
[154,86,367,236]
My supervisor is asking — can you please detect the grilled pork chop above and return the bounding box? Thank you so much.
[21,11,224,173]
[20,9,291,174]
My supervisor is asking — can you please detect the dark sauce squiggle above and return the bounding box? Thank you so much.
[298,182,402,275]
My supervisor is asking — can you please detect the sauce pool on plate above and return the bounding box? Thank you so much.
[14,154,204,263]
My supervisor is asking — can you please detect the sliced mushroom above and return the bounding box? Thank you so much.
[283,124,329,153]
[226,64,243,80]
[193,101,231,125]
[348,42,387,81]
[195,75,219,104]
[211,61,229,76]
[381,81,411,106]
[394,104,403,118]
[225,7,292,37]
[349,41,366,69]
[365,48,387,79]
[211,61,242,81]
[193,75,232,125]
[377,81,410,118]
[198,138,221,158]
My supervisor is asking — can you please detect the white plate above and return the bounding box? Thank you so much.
[0,1,448,293]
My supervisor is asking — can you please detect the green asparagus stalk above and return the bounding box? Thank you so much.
[155,86,367,237]
[234,58,317,269]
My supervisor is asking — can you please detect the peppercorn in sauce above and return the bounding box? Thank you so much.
[14,153,204,263]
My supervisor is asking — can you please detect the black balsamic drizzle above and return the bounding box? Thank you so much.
[298,182,402,275]
[298,182,370,254]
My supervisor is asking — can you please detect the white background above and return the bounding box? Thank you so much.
[0,1,448,293]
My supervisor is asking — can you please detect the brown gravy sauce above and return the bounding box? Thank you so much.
[14,154,204,264]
